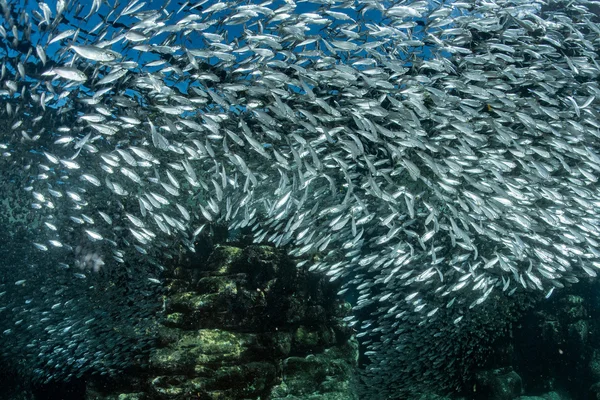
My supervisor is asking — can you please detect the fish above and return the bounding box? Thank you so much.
[70,45,120,62]
[1,0,600,397]
[45,67,87,82]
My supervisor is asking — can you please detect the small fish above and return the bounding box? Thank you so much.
[46,67,87,82]
[85,230,103,241]
[70,45,119,62]
[33,243,48,251]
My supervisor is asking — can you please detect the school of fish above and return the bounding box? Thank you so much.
[1,0,600,396]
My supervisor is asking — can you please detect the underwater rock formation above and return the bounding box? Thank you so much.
[455,280,600,400]
[83,245,358,400]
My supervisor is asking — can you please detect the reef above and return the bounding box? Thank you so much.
[464,280,600,400]
[72,244,359,400]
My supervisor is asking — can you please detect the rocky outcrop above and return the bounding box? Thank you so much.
[85,245,358,400]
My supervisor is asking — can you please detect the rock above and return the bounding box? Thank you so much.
[566,319,589,352]
[590,382,600,400]
[269,337,359,400]
[560,296,587,322]
[590,350,600,382]
[85,392,147,400]
[511,289,593,397]
[150,362,277,399]
[291,325,337,353]
[414,395,467,400]
[150,329,259,373]
[516,391,568,400]
[474,368,522,400]
[84,244,357,399]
